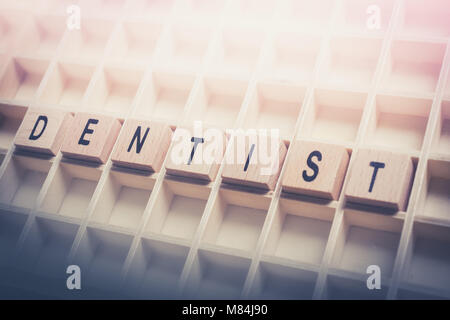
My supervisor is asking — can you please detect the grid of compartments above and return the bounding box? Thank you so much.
[0,0,449,299]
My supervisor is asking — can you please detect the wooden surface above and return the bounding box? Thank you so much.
[61,112,122,164]
[345,148,414,211]
[111,119,172,172]
[221,134,287,190]
[14,108,73,156]
[282,140,350,200]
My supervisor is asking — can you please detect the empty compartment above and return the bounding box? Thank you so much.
[15,217,78,294]
[417,159,450,221]
[446,75,450,99]
[184,248,251,299]
[282,0,334,31]
[365,94,431,151]
[39,161,102,219]
[188,76,247,128]
[397,287,446,300]
[263,198,334,266]
[15,15,65,57]
[88,65,144,114]
[126,237,189,299]
[432,100,450,154]
[400,0,450,38]
[401,221,450,295]
[202,188,271,253]
[0,0,31,11]
[73,227,133,295]
[244,82,305,140]
[319,36,382,89]
[263,32,321,83]
[0,155,52,209]
[0,53,6,70]
[337,0,393,33]
[323,272,388,300]
[157,22,211,70]
[300,89,366,143]
[179,0,226,19]
[38,62,95,108]
[0,10,28,51]
[331,210,403,277]
[250,261,317,299]
[91,169,155,230]
[0,103,27,151]
[146,179,210,241]
[381,40,445,94]
[135,70,195,123]
[126,0,175,17]
[108,20,162,63]
[60,19,114,61]
[0,210,27,269]
[227,0,276,22]
[210,27,264,76]
[0,57,49,101]
[40,0,76,15]
[79,0,126,17]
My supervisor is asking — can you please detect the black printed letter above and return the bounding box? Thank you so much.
[244,144,256,172]
[128,126,150,154]
[29,115,48,141]
[78,119,99,146]
[188,137,204,165]
[302,150,322,182]
[368,161,385,192]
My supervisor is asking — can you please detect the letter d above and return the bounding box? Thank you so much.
[29,115,48,141]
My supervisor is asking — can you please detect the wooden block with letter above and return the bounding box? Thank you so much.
[221,134,287,190]
[282,140,350,200]
[14,108,73,156]
[165,124,227,181]
[344,148,414,211]
[111,119,172,172]
[61,112,122,164]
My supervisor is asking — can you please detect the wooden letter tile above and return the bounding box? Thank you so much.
[165,125,226,181]
[344,149,414,211]
[14,108,73,156]
[61,113,122,164]
[221,134,287,190]
[282,140,350,200]
[111,119,172,172]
